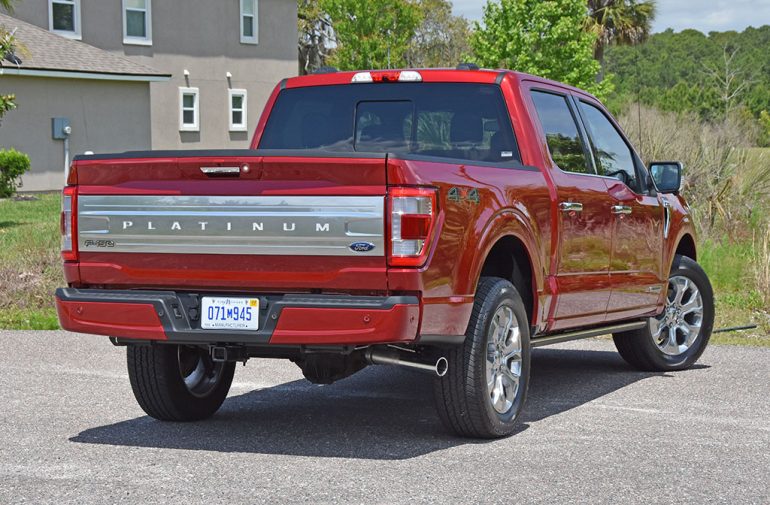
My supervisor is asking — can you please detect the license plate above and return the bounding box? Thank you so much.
[201,297,259,331]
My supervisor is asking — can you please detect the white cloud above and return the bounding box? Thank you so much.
[450,0,770,33]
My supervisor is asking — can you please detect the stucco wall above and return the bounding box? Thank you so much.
[0,76,152,191]
[9,0,298,149]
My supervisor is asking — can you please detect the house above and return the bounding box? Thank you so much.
[1,0,297,191]
[0,13,168,191]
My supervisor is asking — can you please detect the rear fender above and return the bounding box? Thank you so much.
[468,209,546,325]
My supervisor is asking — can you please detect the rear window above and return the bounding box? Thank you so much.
[259,83,520,163]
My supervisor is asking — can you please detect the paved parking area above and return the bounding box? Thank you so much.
[0,330,768,504]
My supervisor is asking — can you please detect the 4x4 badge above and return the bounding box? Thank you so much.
[448,187,480,204]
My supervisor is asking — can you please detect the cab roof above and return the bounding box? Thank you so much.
[281,68,597,101]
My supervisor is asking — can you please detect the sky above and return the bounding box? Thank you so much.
[451,0,770,33]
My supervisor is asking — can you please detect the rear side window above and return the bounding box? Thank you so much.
[530,91,592,175]
[578,101,639,191]
[259,83,520,163]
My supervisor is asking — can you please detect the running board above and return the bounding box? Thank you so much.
[531,321,647,348]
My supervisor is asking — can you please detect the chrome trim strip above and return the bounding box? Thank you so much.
[663,200,671,239]
[78,195,385,256]
[200,166,240,174]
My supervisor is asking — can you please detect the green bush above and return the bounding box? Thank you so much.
[0,148,31,197]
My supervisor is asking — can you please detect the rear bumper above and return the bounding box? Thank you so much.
[55,288,419,346]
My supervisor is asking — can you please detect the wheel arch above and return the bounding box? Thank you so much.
[675,233,697,261]
[477,235,537,325]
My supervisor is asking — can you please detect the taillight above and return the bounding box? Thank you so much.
[61,186,78,262]
[388,187,437,267]
[66,164,78,185]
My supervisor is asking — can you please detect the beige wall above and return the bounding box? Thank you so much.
[0,75,152,191]
[10,0,298,149]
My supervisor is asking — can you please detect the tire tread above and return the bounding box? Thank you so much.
[127,345,234,422]
[434,277,530,438]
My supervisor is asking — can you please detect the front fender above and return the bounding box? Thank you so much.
[664,194,697,274]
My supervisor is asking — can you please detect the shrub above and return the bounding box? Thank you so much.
[618,105,769,240]
[757,227,770,308]
[0,148,31,197]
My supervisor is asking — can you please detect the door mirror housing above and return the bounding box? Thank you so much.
[649,161,682,194]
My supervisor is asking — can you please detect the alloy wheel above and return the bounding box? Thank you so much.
[486,305,523,414]
[650,275,704,356]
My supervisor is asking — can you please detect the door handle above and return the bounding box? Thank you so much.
[611,205,632,215]
[559,202,583,212]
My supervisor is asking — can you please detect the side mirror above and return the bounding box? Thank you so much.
[649,161,682,194]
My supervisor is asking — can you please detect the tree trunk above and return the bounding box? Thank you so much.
[594,44,606,82]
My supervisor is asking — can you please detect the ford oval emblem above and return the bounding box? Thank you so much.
[349,241,376,253]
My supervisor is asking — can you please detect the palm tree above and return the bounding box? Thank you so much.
[587,0,657,71]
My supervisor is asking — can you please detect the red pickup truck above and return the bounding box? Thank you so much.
[56,67,714,438]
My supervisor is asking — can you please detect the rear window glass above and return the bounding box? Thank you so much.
[259,83,520,163]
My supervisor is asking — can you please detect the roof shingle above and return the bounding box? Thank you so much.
[0,13,169,78]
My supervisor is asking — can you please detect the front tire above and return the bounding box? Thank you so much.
[433,277,531,438]
[127,344,235,421]
[613,255,714,371]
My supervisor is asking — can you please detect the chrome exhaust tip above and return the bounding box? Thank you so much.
[365,348,448,377]
[435,356,448,377]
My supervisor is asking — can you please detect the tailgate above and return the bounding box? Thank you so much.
[71,151,389,292]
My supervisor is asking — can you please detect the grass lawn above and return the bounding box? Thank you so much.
[0,193,61,329]
[1,193,768,346]
[699,238,770,346]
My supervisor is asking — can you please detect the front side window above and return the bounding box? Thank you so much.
[179,87,199,131]
[123,0,152,45]
[578,101,638,191]
[259,83,520,164]
[240,0,258,44]
[530,90,592,175]
[229,89,248,131]
[49,0,81,39]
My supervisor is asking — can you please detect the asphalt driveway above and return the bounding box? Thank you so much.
[0,330,767,504]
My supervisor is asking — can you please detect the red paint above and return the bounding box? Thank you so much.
[56,298,166,340]
[60,68,697,344]
[271,304,419,345]
[76,252,388,292]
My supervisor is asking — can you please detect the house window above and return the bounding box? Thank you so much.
[49,0,81,39]
[240,0,258,44]
[123,0,152,45]
[179,87,199,131]
[229,89,248,131]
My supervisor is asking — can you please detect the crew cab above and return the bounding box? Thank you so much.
[56,67,714,438]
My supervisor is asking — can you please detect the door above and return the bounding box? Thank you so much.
[575,99,665,318]
[529,89,614,330]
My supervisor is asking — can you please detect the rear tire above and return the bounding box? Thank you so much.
[433,277,531,438]
[127,344,235,421]
[613,255,714,371]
